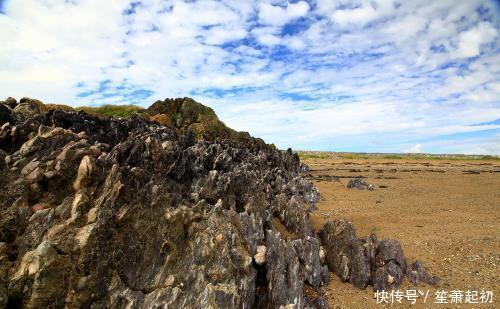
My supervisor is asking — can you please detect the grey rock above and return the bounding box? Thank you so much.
[291,236,329,288]
[0,97,327,308]
[14,98,44,117]
[4,97,17,108]
[347,178,374,190]
[321,220,437,292]
[0,104,12,126]
[375,238,406,270]
[373,260,404,291]
[0,208,19,243]
[321,219,370,289]
[406,260,440,286]
[265,230,303,308]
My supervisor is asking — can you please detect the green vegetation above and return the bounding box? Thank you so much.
[76,105,145,118]
[417,154,500,161]
[298,151,500,161]
[479,155,500,161]
[379,154,500,161]
[24,98,500,161]
[297,152,330,160]
[382,155,404,159]
[339,154,369,159]
[44,103,75,111]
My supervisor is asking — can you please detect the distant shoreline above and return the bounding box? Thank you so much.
[296,151,500,161]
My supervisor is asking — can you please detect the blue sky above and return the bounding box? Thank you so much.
[1,0,499,154]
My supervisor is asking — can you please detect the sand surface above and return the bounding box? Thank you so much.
[303,157,500,308]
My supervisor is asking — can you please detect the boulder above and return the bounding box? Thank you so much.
[406,260,440,286]
[347,178,374,190]
[14,98,45,116]
[322,219,438,292]
[4,97,18,108]
[0,104,12,125]
[321,219,370,289]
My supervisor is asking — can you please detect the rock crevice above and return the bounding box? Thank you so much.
[0,97,327,308]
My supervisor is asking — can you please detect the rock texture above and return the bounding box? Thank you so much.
[0,97,329,308]
[346,178,374,191]
[320,219,439,292]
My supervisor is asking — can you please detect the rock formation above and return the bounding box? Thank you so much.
[0,97,438,308]
[320,219,439,292]
[0,97,328,308]
[346,178,374,191]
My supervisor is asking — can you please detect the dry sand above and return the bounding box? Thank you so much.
[303,157,500,308]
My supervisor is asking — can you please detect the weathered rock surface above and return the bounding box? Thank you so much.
[321,219,439,292]
[0,97,328,308]
[406,260,440,286]
[321,220,369,289]
[346,178,374,191]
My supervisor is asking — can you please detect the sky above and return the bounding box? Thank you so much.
[1,0,499,154]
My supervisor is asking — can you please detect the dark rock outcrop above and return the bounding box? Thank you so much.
[406,260,440,286]
[0,104,12,125]
[0,97,328,308]
[347,178,374,191]
[321,220,369,289]
[321,219,439,292]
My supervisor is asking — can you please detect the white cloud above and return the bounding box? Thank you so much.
[320,0,397,27]
[454,22,498,58]
[258,1,309,26]
[204,26,247,45]
[330,4,378,26]
[405,144,423,153]
[251,26,281,46]
[0,0,499,154]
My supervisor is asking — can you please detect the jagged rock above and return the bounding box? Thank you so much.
[322,219,438,292]
[0,104,12,125]
[375,238,406,269]
[373,260,405,291]
[0,257,7,308]
[406,260,440,286]
[360,233,378,269]
[339,255,349,281]
[0,149,6,170]
[372,238,406,291]
[0,208,19,243]
[0,97,327,308]
[291,237,329,288]
[347,178,374,190]
[321,219,370,289]
[73,155,94,191]
[4,97,17,108]
[14,98,45,117]
[265,230,303,308]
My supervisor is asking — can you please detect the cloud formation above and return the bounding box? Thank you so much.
[405,144,423,154]
[0,0,499,154]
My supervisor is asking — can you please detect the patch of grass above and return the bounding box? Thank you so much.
[297,151,500,161]
[190,113,234,140]
[297,152,330,160]
[382,154,405,159]
[339,154,369,159]
[44,103,75,111]
[150,113,173,126]
[76,105,145,118]
[408,154,500,161]
[479,155,500,161]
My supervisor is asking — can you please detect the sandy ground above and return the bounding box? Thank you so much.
[303,157,500,308]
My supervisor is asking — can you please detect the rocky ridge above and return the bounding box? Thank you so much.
[0,97,437,308]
